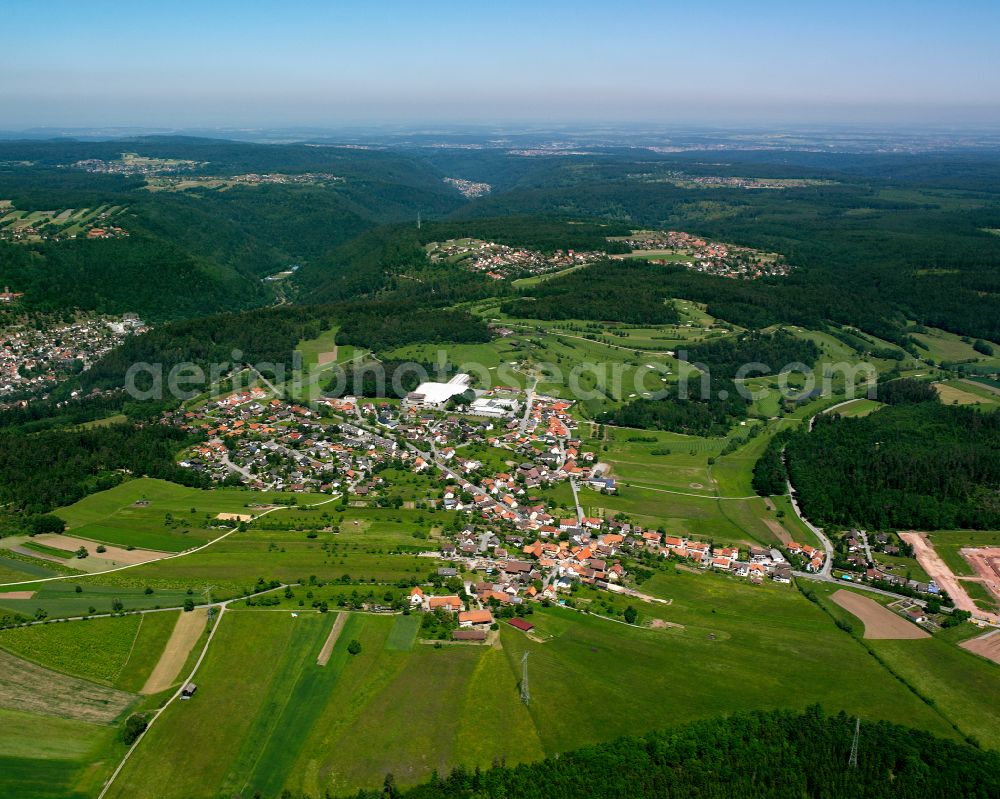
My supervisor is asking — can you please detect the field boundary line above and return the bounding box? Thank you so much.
[620,481,759,500]
[117,613,144,681]
[0,493,340,589]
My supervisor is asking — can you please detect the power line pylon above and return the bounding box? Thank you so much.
[848,717,860,769]
[520,652,530,705]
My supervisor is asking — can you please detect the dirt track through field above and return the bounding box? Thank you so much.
[831,589,929,639]
[0,648,133,724]
[763,518,791,545]
[961,630,1000,666]
[901,532,1000,623]
[141,607,208,694]
[317,612,347,665]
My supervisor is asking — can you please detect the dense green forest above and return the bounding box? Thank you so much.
[326,359,462,398]
[0,138,464,319]
[336,304,491,352]
[451,159,1000,343]
[500,261,680,324]
[66,305,333,395]
[683,330,820,378]
[758,398,1000,529]
[598,381,748,436]
[346,707,1000,799]
[0,423,205,514]
[4,138,1000,343]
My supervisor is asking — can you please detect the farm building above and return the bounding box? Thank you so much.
[508,618,534,632]
[428,595,464,612]
[181,682,198,699]
[458,609,494,627]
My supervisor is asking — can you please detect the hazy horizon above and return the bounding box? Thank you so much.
[3,0,1000,130]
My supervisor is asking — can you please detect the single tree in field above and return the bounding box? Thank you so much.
[347,639,362,655]
[624,605,638,625]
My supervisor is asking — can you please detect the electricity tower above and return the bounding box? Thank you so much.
[520,652,530,705]
[848,717,860,769]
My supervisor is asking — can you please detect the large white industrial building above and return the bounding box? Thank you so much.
[403,373,472,410]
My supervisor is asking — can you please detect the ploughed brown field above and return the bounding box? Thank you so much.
[961,630,1000,666]
[831,589,930,639]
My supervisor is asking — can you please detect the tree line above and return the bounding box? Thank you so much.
[342,706,1000,799]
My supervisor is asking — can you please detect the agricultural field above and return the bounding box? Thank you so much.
[0,201,127,242]
[50,478,308,553]
[935,380,1000,408]
[101,567,985,799]
[0,646,138,799]
[0,614,142,684]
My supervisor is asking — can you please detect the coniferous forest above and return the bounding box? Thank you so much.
[755,397,1000,529]
[348,707,1000,799]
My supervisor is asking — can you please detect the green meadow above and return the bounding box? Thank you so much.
[101,566,986,798]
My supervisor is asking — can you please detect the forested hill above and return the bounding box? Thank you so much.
[0,138,465,320]
[445,153,1000,344]
[349,707,1000,799]
[755,390,1000,529]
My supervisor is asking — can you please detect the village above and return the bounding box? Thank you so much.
[611,230,793,279]
[170,372,815,643]
[443,177,492,198]
[427,229,793,283]
[0,313,146,402]
[426,237,605,280]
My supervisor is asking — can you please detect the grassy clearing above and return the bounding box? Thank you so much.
[829,398,884,417]
[867,637,1000,749]
[385,613,420,651]
[0,614,141,684]
[54,477,310,553]
[912,327,1000,367]
[502,577,953,757]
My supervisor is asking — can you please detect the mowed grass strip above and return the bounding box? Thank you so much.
[115,610,181,693]
[225,613,358,798]
[0,614,142,684]
[21,540,75,560]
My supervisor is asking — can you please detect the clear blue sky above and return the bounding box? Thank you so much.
[2,0,998,129]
